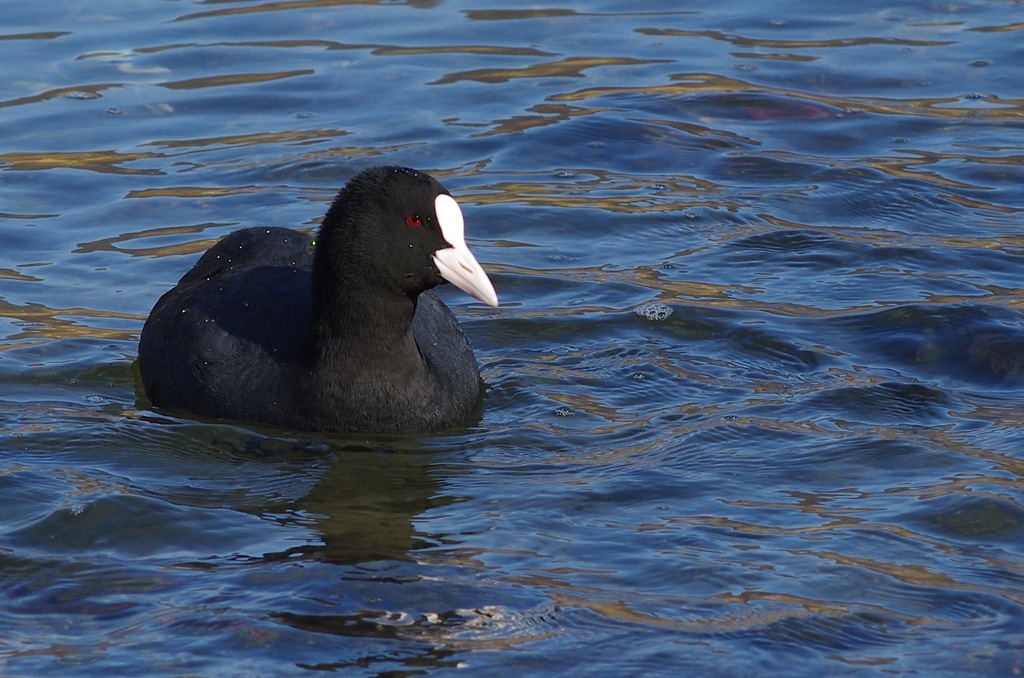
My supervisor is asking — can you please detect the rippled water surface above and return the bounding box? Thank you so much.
[2,0,1024,675]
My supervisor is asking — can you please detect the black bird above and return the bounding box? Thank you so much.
[138,166,498,433]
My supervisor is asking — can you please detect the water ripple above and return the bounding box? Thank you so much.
[2,1,1024,675]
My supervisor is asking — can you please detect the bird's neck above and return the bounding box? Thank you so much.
[304,241,422,365]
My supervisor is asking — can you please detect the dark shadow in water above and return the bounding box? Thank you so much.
[246,436,473,672]
[835,303,1024,388]
[292,641,459,674]
[208,431,452,567]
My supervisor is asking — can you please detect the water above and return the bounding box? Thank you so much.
[2,0,1023,675]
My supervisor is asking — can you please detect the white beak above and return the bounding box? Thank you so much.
[431,194,499,307]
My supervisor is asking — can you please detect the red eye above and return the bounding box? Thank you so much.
[405,214,423,228]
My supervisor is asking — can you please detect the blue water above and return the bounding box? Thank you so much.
[2,0,1023,675]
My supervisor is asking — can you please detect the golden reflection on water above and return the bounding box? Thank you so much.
[145,128,349,150]
[73,223,233,258]
[466,103,610,138]
[551,72,1024,121]
[200,39,556,58]
[0,269,42,283]
[175,0,396,23]
[539,585,869,636]
[0,150,164,175]
[463,9,699,21]
[463,9,577,21]
[0,298,141,348]
[0,31,70,41]
[462,175,722,212]
[0,83,122,110]
[872,148,1024,194]
[158,69,314,91]
[637,27,954,50]
[125,185,263,199]
[971,21,1024,33]
[433,56,672,85]
[801,549,1024,605]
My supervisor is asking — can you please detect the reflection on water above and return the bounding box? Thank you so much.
[1,0,1023,675]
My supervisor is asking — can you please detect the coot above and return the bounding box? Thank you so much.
[138,166,498,433]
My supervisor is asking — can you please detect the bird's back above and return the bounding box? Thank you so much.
[138,228,315,422]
